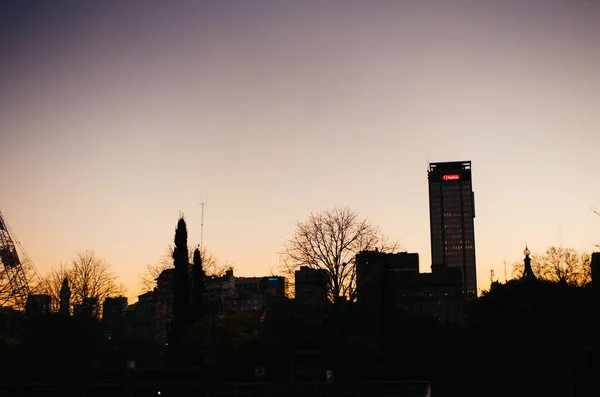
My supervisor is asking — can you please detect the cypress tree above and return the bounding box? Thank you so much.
[192,247,204,322]
[169,216,190,366]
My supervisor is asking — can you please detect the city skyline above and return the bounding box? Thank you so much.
[1,1,599,303]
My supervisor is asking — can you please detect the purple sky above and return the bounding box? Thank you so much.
[1,0,599,301]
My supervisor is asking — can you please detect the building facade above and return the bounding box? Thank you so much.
[356,250,463,325]
[74,297,100,318]
[428,161,477,296]
[102,296,128,327]
[25,294,51,316]
[235,276,286,311]
[123,268,287,342]
[295,266,329,305]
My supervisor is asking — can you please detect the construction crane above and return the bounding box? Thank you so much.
[0,210,42,311]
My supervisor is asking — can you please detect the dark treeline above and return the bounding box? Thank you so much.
[0,279,596,396]
[0,217,597,397]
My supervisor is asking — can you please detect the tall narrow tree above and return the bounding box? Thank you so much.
[192,247,204,322]
[59,277,70,315]
[169,216,191,365]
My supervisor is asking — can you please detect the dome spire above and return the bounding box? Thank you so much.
[522,245,536,280]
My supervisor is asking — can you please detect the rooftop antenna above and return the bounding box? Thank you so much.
[200,194,207,250]
[559,224,562,246]
[504,260,507,282]
[200,173,209,250]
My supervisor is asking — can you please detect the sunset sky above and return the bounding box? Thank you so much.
[1,1,599,303]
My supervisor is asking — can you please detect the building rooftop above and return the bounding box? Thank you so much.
[429,161,471,172]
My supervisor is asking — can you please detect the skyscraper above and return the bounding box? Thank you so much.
[428,161,477,296]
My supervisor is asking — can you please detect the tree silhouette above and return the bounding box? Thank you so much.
[192,247,204,322]
[59,277,70,315]
[139,245,224,293]
[282,206,398,301]
[40,263,71,312]
[169,216,191,366]
[41,251,124,315]
[511,245,592,286]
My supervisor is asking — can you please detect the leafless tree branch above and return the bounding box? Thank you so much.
[139,245,227,293]
[39,263,70,312]
[41,250,124,316]
[282,206,399,301]
[511,245,591,286]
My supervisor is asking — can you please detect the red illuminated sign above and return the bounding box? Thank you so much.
[442,174,460,181]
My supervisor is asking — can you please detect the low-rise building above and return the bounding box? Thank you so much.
[25,294,51,316]
[102,296,128,336]
[356,250,464,326]
[295,266,329,305]
[123,267,286,341]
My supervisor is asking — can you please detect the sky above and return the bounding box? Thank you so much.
[1,0,599,303]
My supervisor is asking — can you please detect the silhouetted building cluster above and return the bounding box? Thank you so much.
[2,157,600,396]
[356,250,464,334]
[294,266,328,305]
[235,275,286,311]
[74,297,100,318]
[25,294,51,316]
[125,290,157,340]
[204,269,236,314]
[123,267,287,344]
[102,296,128,333]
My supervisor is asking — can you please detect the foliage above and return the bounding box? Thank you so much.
[172,217,190,327]
[169,216,191,366]
[41,250,124,315]
[139,245,225,293]
[191,247,204,321]
[282,206,398,301]
[184,312,261,376]
[186,312,261,354]
[41,264,71,312]
[472,279,595,361]
[511,245,591,286]
[16,314,107,380]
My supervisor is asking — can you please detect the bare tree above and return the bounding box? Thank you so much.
[68,250,125,308]
[267,264,293,298]
[139,247,177,293]
[282,206,398,301]
[40,263,71,312]
[40,250,124,315]
[139,245,226,293]
[511,245,592,286]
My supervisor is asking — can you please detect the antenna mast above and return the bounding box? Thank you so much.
[559,224,562,246]
[199,174,210,250]
[200,196,206,249]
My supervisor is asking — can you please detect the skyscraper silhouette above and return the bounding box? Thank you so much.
[428,161,477,296]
